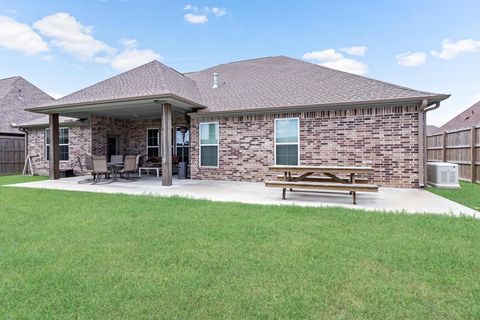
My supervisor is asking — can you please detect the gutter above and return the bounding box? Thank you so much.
[25,93,207,114]
[13,119,88,129]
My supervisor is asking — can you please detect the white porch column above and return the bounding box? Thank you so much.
[49,113,60,180]
[161,103,173,186]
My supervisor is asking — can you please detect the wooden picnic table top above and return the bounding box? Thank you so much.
[268,165,374,174]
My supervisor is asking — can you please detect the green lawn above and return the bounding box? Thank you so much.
[428,181,480,211]
[1,175,480,319]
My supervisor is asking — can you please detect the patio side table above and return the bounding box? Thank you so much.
[139,167,161,178]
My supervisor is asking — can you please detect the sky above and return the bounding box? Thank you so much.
[0,0,479,126]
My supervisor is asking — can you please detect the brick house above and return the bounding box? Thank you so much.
[20,56,448,187]
[0,76,52,175]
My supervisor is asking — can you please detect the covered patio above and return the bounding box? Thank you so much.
[32,96,203,186]
[24,60,207,186]
[7,175,478,216]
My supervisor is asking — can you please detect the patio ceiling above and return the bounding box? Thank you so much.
[26,95,206,120]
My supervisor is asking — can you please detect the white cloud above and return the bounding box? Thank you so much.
[120,38,138,49]
[183,5,226,23]
[33,12,115,60]
[0,16,49,55]
[341,46,367,56]
[211,7,226,17]
[184,13,208,24]
[1,12,162,72]
[320,58,368,75]
[303,48,368,75]
[110,39,161,71]
[396,51,427,67]
[431,38,480,59]
[303,49,343,61]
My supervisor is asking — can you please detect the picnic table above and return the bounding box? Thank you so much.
[265,165,378,204]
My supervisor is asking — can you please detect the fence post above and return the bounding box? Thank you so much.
[442,131,447,162]
[471,126,477,183]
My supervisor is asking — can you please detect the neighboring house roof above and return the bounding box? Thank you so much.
[31,56,449,115]
[426,125,439,135]
[438,100,480,132]
[0,76,53,134]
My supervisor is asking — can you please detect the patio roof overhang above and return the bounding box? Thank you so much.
[34,94,202,186]
[26,94,207,120]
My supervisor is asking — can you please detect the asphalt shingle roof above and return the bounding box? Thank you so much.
[438,100,480,132]
[35,56,447,113]
[186,56,445,112]
[0,77,18,100]
[0,76,52,134]
[45,61,202,107]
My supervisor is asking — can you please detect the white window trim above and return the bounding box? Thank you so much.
[146,128,160,158]
[199,121,219,168]
[274,118,300,166]
[45,127,70,162]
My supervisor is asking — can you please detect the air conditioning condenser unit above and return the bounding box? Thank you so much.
[427,162,460,188]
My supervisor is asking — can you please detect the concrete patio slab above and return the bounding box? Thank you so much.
[7,176,478,217]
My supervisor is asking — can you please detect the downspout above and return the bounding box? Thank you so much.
[418,100,441,187]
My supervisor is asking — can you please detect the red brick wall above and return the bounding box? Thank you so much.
[27,124,92,175]
[26,115,190,175]
[190,105,421,188]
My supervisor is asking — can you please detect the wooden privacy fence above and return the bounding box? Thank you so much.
[0,136,25,176]
[427,126,480,183]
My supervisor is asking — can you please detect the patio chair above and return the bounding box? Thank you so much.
[111,155,123,164]
[118,155,137,180]
[134,155,141,172]
[92,156,110,184]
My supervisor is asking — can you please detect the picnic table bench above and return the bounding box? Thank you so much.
[265,165,378,204]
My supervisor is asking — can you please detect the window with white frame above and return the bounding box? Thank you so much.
[45,127,69,161]
[199,122,218,167]
[274,118,299,165]
[146,128,160,158]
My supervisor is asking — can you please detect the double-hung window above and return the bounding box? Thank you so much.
[199,122,219,167]
[45,127,69,161]
[274,118,299,165]
[146,128,160,158]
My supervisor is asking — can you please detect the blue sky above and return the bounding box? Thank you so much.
[0,0,479,126]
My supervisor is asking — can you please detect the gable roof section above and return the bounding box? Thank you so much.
[186,56,447,113]
[41,60,203,108]
[31,56,448,115]
[0,76,19,100]
[0,76,52,134]
[439,100,480,132]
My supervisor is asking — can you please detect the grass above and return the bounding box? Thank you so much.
[0,174,47,186]
[428,181,480,211]
[1,175,480,319]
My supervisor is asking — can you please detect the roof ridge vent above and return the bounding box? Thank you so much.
[212,72,219,88]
